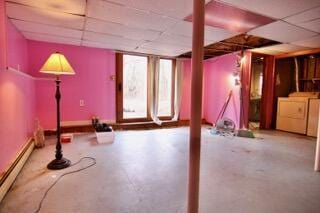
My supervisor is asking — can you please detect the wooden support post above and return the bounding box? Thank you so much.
[315,107,320,172]
[188,0,205,212]
[260,55,276,129]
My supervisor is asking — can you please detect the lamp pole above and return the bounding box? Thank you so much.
[47,76,71,170]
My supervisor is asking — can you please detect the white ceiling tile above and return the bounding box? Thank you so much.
[7,0,86,15]
[140,41,191,53]
[248,21,317,43]
[6,2,85,30]
[130,0,211,19]
[106,0,211,19]
[22,31,81,45]
[219,0,320,19]
[294,19,320,33]
[155,33,192,48]
[250,47,285,55]
[83,31,142,47]
[85,18,161,41]
[131,0,193,19]
[292,35,320,48]
[251,43,313,55]
[100,0,130,5]
[11,19,83,39]
[165,20,238,45]
[204,25,239,43]
[87,0,127,22]
[285,7,320,24]
[261,44,309,53]
[82,40,136,52]
[87,0,177,31]
[137,48,182,57]
[284,7,320,33]
[165,20,192,37]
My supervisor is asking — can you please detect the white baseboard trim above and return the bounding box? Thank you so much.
[60,119,116,127]
[0,139,34,203]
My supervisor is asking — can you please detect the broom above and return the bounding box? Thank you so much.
[214,90,233,126]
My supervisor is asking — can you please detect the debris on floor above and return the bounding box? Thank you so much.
[209,118,236,137]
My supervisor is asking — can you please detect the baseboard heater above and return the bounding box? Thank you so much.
[0,139,34,202]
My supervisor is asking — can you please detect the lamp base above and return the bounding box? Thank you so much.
[47,157,71,170]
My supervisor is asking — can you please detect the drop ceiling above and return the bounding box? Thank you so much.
[180,34,280,59]
[5,0,320,58]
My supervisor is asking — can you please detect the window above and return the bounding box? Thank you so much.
[122,55,148,119]
[158,59,173,117]
[116,54,175,122]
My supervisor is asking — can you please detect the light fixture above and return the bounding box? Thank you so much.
[232,70,241,86]
[232,71,239,77]
[40,52,75,170]
[231,72,241,86]
[235,78,241,86]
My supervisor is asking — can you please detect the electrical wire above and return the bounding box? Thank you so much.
[33,157,96,213]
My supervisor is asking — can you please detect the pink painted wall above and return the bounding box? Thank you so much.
[0,71,36,175]
[28,41,116,129]
[6,19,29,73]
[203,53,240,127]
[0,0,7,71]
[179,59,205,120]
[0,14,36,175]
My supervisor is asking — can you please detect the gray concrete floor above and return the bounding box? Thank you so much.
[0,127,319,213]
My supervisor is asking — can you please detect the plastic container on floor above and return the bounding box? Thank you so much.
[96,131,115,144]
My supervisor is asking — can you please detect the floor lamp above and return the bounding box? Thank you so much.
[39,52,75,170]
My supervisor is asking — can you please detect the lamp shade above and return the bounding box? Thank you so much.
[40,52,75,75]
